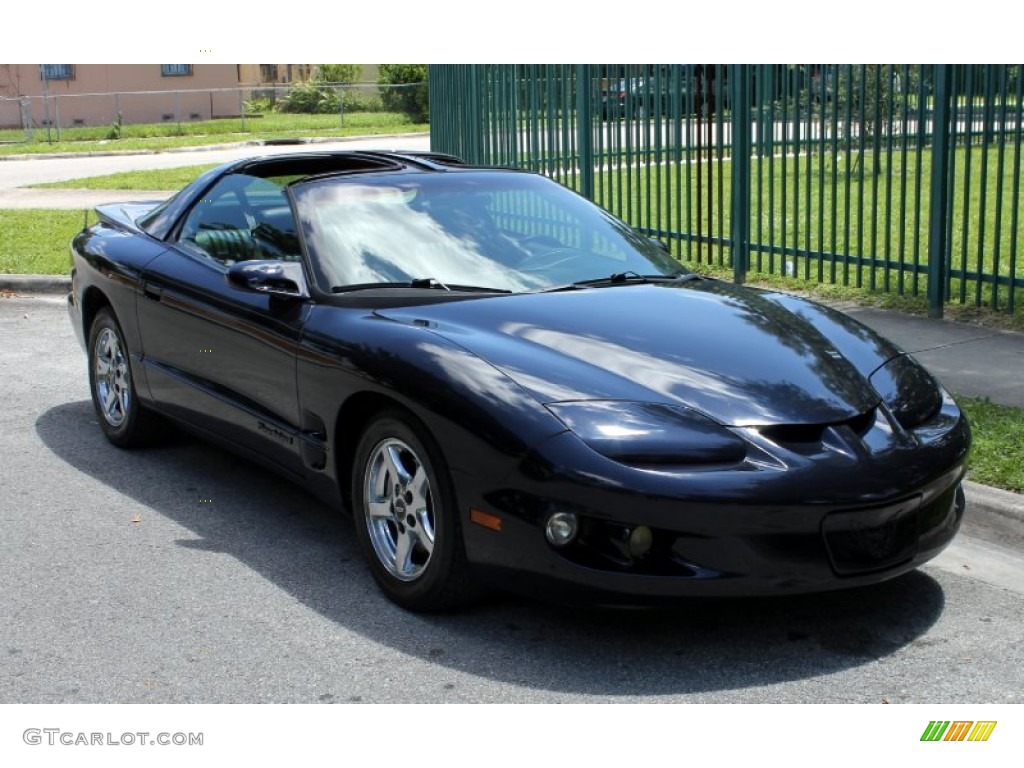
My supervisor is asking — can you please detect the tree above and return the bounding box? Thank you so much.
[314,65,361,85]
[834,65,919,177]
[379,64,429,122]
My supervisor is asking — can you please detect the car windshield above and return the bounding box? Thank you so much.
[291,170,684,293]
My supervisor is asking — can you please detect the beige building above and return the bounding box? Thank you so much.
[0,64,241,128]
[237,64,314,86]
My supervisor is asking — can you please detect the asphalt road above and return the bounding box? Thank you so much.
[0,135,432,189]
[1,294,1022,704]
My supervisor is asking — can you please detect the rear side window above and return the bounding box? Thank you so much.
[176,174,301,267]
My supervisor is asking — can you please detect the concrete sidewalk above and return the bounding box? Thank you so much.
[0,188,174,209]
[838,304,1024,534]
[840,304,1024,410]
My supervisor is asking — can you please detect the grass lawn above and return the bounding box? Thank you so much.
[0,209,84,275]
[573,144,1023,315]
[958,397,1024,493]
[0,112,427,156]
[31,164,218,191]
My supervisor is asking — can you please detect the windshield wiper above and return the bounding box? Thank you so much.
[331,279,511,294]
[450,284,512,293]
[541,271,701,293]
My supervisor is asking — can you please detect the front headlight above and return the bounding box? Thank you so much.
[869,354,943,430]
[546,401,747,465]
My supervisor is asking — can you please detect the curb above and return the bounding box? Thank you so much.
[0,274,70,294]
[0,141,249,161]
[0,132,430,162]
[965,481,1024,524]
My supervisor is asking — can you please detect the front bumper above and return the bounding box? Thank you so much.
[458,398,971,604]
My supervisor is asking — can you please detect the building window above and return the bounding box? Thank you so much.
[40,65,74,81]
[161,65,193,77]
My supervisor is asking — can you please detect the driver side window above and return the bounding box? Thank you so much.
[177,174,301,266]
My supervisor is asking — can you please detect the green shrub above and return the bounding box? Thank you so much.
[315,64,361,85]
[244,96,274,114]
[379,64,429,122]
[106,111,123,140]
[340,88,384,113]
[275,82,340,114]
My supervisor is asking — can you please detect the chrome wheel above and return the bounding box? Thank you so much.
[363,437,436,582]
[93,326,131,428]
[87,307,166,448]
[352,410,478,610]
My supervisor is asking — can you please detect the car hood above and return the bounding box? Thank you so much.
[375,280,902,427]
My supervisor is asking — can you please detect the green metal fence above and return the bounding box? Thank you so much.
[429,64,1024,315]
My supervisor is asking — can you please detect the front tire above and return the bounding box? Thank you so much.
[351,409,478,611]
[87,307,163,448]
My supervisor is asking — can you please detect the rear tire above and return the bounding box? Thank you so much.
[87,308,165,448]
[351,409,479,611]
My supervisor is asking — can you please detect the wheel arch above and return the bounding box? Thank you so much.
[333,391,415,511]
[341,392,481,610]
[80,285,113,342]
[85,299,167,448]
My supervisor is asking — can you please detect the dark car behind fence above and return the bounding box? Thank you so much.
[429,64,1024,316]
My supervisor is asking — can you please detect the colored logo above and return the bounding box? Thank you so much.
[921,721,997,742]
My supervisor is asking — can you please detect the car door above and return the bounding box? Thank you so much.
[135,172,311,475]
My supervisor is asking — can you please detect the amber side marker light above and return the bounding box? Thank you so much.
[470,509,503,531]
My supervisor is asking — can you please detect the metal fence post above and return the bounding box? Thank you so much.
[20,98,32,141]
[42,77,52,143]
[927,64,953,318]
[471,65,487,165]
[576,64,594,200]
[730,64,751,284]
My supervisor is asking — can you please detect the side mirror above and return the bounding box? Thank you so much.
[227,260,309,300]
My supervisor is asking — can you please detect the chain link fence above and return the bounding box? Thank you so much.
[0,82,427,143]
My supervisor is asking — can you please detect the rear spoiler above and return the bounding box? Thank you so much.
[93,201,164,234]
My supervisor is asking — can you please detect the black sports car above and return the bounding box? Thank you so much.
[68,150,971,611]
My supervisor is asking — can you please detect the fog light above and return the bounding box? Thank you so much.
[628,525,653,559]
[545,511,579,547]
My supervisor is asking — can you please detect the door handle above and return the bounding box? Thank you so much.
[142,282,163,301]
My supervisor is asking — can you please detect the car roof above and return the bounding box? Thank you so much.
[231,149,469,178]
[137,150,519,240]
